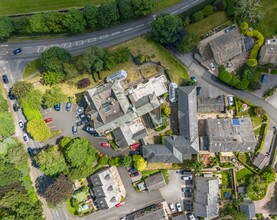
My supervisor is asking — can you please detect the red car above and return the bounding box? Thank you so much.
[130,171,139,177]
[101,142,111,148]
[44,117,52,123]
[115,201,125,208]
[129,143,140,150]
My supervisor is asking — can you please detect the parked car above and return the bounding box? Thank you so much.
[190,76,197,82]
[226,62,233,68]
[101,142,110,148]
[18,120,24,129]
[196,86,201,96]
[72,126,78,135]
[27,148,34,157]
[227,96,234,106]
[2,75,9,84]
[79,113,88,124]
[225,26,235,33]
[115,201,125,208]
[13,103,20,112]
[176,170,191,175]
[76,106,84,114]
[54,103,61,111]
[209,63,216,71]
[23,134,29,142]
[92,131,100,137]
[128,167,137,173]
[181,187,192,193]
[168,203,176,212]
[8,88,15,100]
[129,143,140,150]
[13,48,22,55]
[176,202,182,212]
[65,102,72,112]
[261,74,267,83]
[130,171,139,177]
[181,175,192,181]
[187,213,197,220]
[86,126,94,132]
[76,121,83,127]
[44,117,52,123]
[41,104,48,110]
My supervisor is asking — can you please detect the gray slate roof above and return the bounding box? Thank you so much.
[240,201,256,219]
[253,153,270,170]
[144,173,166,191]
[197,96,225,113]
[259,38,277,67]
[126,203,167,220]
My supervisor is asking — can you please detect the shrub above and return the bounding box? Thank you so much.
[226,0,234,17]
[202,5,214,17]
[77,78,91,89]
[23,106,43,121]
[218,70,232,83]
[218,65,226,72]
[191,11,204,22]
[248,80,262,91]
[229,76,240,86]
[247,59,258,67]
[214,0,226,11]
[98,155,108,165]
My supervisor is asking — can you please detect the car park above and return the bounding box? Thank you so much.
[181,187,192,193]
[77,106,84,114]
[54,103,61,111]
[44,117,52,123]
[115,201,125,207]
[86,126,94,132]
[72,126,78,135]
[23,134,29,142]
[65,102,72,112]
[176,202,182,212]
[130,171,139,177]
[209,63,216,71]
[261,74,267,83]
[101,142,110,148]
[129,143,140,150]
[18,120,24,129]
[13,48,22,55]
[2,75,9,84]
[8,88,15,100]
[168,203,176,212]
[13,103,20,112]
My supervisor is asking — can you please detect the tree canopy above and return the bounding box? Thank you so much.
[63,9,86,33]
[178,33,200,53]
[132,0,155,16]
[97,2,120,28]
[151,13,182,44]
[117,0,134,20]
[0,16,14,41]
[27,118,51,142]
[43,86,67,108]
[83,5,98,29]
[11,81,33,99]
[19,89,43,110]
[132,155,146,171]
[261,166,276,183]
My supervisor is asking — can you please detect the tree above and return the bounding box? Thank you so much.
[246,175,266,200]
[59,136,73,148]
[43,86,67,108]
[0,112,15,138]
[83,5,98,29]
[121,155,132,167]
[214,0,227,11]
[218,70,232,83]
[65,138,97,168]
[117,0,135,20]
[63,63,79,80]
[19,89,43,110]
[42,71,65,85]
[0,159,22,187]
[43,12,66,33]
[151,13,182,44]
[27,118,51,142]
[246,58,258,67]
[202,5,215,17]
[132,0,155,16]
[234,0,264,22]
[229,75,240,86]
[98,155,109,165]
[226,0,235,17]
[45,175,73,205]
[178,33,200,53]
[132,155,146,171]
[112,47,130,63]
[11,81,33,99]
[63,9,86,33]
[261,166,276,183]
[28,13,50,33]
[161,104,171,117]
[108,157,121,167]
[67,164,94,180]
[34,145,68,176]
[13,17,29,34]
[188,160,204,174]
[41,47,71,73]
[191,11,204,22]
[97,2,120,28]
[0,16,14,41]
[232,212,247,220]
[248,80,261,90]
[77,78,91,89]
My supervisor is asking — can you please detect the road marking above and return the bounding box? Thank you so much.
[100,35,108,39]
[171,9,180,14]
[37,46,47,53]
[63,42,72,48]
[0,45,8,47]
[49,108,52,112]
[10,73,14,83]
[124,28,133,32]
[111,31,121,36]
[76,40,83,46]
[0,51,9,53]
[88,38,96,43]
[181,5,189,9]
[136,24,144,28]
[49,125,57,129]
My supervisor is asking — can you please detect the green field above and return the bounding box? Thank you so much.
[257,0,277,38]
[185,11,229,36]
[0,0,182,16]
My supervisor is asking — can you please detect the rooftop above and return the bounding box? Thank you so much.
[144,173,166,191]
[240,200,256,220]
[253,153,270,170]
[259,38,277,66]
[126,203,167,220]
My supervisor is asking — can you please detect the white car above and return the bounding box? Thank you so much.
[176,202,182,212]
[23,134,29,142]
[86,126,94,132]
[209,63,216,71]
[19,120,24,129]
[227,96,234,106]
[168,203,176,212]
[76,106,84,114]
[181,175,192,180]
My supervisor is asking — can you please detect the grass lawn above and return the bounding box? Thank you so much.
[256,0,277,38]
[185,11,229,36]
[65,199,77,216]
[220,171,231,187]
[141,169,160,179]
[236,168,254,183]
[0,0,182,16]
[23,59,41,79]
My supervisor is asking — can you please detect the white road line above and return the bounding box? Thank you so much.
[10,73,14,83]
[37,46,46,53]
[111,31,121,36]
[63,43,72,48]
[0,51,9,53]
[124,28,133,32]
[49,125,57,129]
[181,5,189,9]
[0,45,8,47]
[100,35,108,39]
[88,38,96,43]
[136,24,144,28]
[171,9,180,14]
[76,40,83,46]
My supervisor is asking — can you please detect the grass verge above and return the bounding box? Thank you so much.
[23,59,41,79]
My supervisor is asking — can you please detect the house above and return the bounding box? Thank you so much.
[193,177,219,220]
[198,29,253,65]
[197,96,225,113]
[240,200,256,220]
[87,167,125,210]
[142,86,199,163]
[259,38,277,67]
[84,74,168,148]
[144,173,166,191]
[253,153,270,170]
[126,203,168,220]
[205,118,256,152]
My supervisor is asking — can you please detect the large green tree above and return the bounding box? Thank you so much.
[43,86,67,108]
[97,2,120,28]
[35,145,67,176]
[0,159,22,187]
[178,33,200,53]
[13,17,29,34]
[234,0,263,22]
[0,112,15,138]
[11,81,33,99]
[63,9,86,33]
[43,12,66,33]
[151,13,182,44]
[27,118,51,142]
[28,13,50,33]
[63,63,79,80]
[65,138,97,168]
[117,0,135,20]
[19,89,43,110]
[83,5,98,29]
[0,16,14,41]
[121,155,132,167]
[132,155,146,171]
[188,160,204,174]
[261,166,276,183]
[132,0,155,16]
[42,71,65,85]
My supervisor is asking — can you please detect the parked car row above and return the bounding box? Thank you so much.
[168,202,182,213]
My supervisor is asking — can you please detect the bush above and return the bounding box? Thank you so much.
[248,80,262,90]
[226,0,234,17]
[218,70,232,83]
[98,155,108,165]
[218,65,226,72]
[23,106,43,121]
[247,59,258,67]
[229,76,240,86]
[77,78,91,89]
[201,5,214,17]
[263,86,277,98]
[191,11,204,22]
[214,0,226,11]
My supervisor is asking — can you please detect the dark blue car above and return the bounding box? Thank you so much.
[261,74,267,83]
[54,103,61,111]
[13,48,22,55]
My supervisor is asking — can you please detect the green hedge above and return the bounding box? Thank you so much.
[23,106,43,121]
[255,122,269,155]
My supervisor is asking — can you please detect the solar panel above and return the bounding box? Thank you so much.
[232,119,240,126]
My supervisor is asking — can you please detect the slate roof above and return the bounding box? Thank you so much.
[240,201,256,219]
[244,36,254,51]
[253,153,270,170]
[144,173,166,191]
[259,38,277,67]
[197,96,225,113]
[126,203,167,220]
[194,177,219,219]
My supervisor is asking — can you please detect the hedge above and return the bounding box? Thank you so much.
[23,106,43,121]
[271,69,277,74]
[226,0,234,17]
[255,122,269,155]
[192,11,204,22]
[218,70,232,83]
[237,153,259,174]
